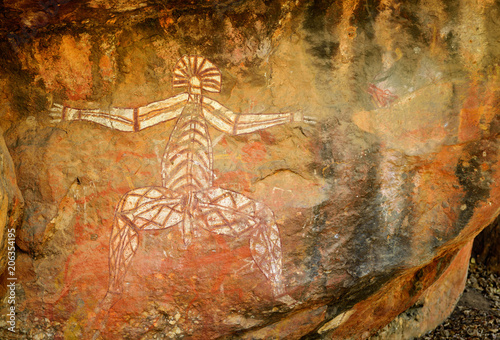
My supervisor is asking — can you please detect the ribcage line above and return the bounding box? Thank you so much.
[162,104,214,193]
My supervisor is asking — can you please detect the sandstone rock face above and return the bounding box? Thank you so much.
[0,1,499,339]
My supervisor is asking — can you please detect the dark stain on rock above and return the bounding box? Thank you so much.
[0,40,49,118]
[310,40,339,62]
[307,119,340,179]
[89,31,104,102]
[489,110,500,137]
[351,0,379,40]
[351,1,384,92]
[322,269,397,321]
[442,0,460,21]
[455,140,496,234]
[302,0,340,68]
[398,0,427,45]
[138,17,163,32]
[347,203,381,277]
[409,266,425,298]
[409,250,456,298]
[114,29,135,89]
[380,158,417,265]
[344,156,384,279]
[304,204,328,280]
[162,1,282,65]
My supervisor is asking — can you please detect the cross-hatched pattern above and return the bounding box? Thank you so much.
[108,216,139,293]
[105,185,284,297]
[195,187,283,294]
[250,224,283,294]
[196,188,261,235]
[118,187,184,230]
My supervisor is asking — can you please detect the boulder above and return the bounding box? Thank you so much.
[0,0,500,339]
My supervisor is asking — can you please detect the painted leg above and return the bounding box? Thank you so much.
[92,186,184,335]
[90,214,139,338]
[107,214,139,294]
[195,187,284,296]
[250,205,284,296]
[107,186,183,293]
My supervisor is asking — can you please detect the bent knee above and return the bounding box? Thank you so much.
[256,203,275,224]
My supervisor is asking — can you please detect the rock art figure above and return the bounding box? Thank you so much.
[50,56,310,310]
[367,83,398,108]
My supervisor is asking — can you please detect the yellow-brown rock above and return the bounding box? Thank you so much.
[0,1,499,339]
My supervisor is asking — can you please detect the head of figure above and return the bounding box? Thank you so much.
[173,55,222,99]
[189,76,202,95]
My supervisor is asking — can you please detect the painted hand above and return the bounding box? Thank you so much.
[49,103,64,123]
[292,111,316,124]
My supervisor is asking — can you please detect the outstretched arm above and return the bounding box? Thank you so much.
[50,93,189,131]
[201,97,311,135]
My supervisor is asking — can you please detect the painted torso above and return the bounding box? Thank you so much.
[161,95,213,194]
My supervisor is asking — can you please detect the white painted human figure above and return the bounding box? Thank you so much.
[50,56,310,308]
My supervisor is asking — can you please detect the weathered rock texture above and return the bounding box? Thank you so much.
[0,0,499,339]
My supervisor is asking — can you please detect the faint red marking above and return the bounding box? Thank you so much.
[367,83,398,108]
[242,141,267,163]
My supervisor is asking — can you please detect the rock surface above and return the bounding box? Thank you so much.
[416,254,500,339]
[0,0,499,339]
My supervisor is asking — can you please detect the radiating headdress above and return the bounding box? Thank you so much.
[173,55,222,93]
